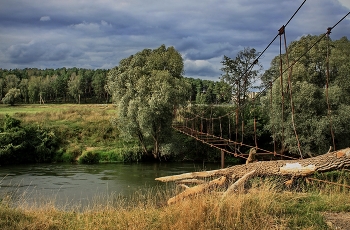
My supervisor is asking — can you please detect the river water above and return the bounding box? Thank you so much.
[0,162,220,208]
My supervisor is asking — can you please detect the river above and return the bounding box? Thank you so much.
[0,162,221,209]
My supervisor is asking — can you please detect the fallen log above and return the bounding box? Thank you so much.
[156,148,350,204]
[156,148,350,182]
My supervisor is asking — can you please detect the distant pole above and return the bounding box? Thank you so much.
[221,150,225,168]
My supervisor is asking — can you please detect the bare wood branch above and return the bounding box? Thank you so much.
[175,179,205,184]
[167,176,226,205]
[221,170,256,199]
[156,169,225,182]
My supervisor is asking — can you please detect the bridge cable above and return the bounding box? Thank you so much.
[218,0,308,152]
[282,28,303,158]
[270,80,277,155]
[219,117,223,138]
[278,26,285,153]
[235,108,238,155]
[326,27,336,151]
[253,10,350,107]
[253,98,258,150]
[237,0,307,83]
[228,115,231,140]
[181,0,309,123]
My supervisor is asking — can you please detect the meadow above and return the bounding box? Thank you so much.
[0,103,140,163]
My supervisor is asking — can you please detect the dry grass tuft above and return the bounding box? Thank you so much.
[5,179,340,230]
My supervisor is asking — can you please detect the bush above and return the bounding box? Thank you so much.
[0,115,62,164]
[78,151,101,164]
[1,88,21,106]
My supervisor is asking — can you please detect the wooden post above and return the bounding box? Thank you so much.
[221,150,225,168]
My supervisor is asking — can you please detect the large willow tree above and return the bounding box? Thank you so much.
[106,45,190,159]
[262,35,350,157]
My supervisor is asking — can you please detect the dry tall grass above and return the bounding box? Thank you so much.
[2,176,349,230]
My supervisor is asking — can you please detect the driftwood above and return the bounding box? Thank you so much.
[156,148,350,204]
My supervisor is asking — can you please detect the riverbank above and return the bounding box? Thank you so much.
[1,175,349,229]
[0,104,226,165]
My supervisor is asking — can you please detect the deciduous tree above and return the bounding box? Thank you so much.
[107,45,189,159]
[220,47,262,106]
[1,88,21,105]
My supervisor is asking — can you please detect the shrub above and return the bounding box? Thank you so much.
[0,115,62,164]
[78,151,101,164]
[1,88,21,106]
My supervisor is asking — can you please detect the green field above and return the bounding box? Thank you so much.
[0,103,115,115]
[0,103,143,163]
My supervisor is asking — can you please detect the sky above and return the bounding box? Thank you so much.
[0,0,349,80]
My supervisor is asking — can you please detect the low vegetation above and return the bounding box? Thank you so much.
[1,171,349,229]
[0,104,140,164]
[0,104,224,164]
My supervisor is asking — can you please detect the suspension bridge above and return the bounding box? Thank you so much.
[172,1,350,168]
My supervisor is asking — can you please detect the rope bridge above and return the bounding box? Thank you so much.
[171,2,350,168]
[172,104,296,169]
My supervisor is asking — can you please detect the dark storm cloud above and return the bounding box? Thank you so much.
[0,0,349,80]
[6,41,83,64]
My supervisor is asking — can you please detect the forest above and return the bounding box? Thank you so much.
[1,35,350,164]
[0,67,230,105]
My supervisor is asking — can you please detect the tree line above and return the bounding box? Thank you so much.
[0,67,232,106]
[0,68,110,105]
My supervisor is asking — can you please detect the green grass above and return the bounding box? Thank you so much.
[0,104,77,115]
[0,103,142,163]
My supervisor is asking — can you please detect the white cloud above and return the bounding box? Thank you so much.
[40,16,51,21]
[338,0,350,9]
[70,20,112,33]
[184,59,220,78]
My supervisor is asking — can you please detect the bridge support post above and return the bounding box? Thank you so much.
[221,150,225,168]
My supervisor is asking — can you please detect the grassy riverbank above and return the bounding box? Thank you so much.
[1,174,349,229]
[0,104,143,163]
[0,103,224,164]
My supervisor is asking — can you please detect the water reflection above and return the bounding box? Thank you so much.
[0,162,220,208]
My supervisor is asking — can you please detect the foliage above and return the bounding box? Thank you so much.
[1,88,21,105]
[0,68,110,104]
[0,114,61,164]
[78,151,100,164]
[185,78,232,104]
[68,72,83,103]
[263,35,350,156]
[220,47,262,106]
[0,67,231,105]
[107,45,190,159]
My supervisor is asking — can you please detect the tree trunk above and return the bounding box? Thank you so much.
[156,148,350,204]
[137,131,148,155]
